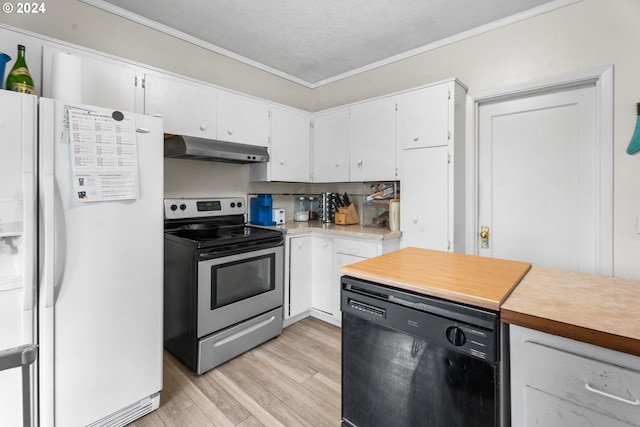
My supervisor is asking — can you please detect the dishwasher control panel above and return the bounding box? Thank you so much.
[347,299,386,318]
[341,275,499,363]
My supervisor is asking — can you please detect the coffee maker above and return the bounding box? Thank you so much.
[249,194,276,226]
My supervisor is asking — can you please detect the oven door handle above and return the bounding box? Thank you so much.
[199,237,283,259]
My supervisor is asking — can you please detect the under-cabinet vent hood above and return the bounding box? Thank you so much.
[164,135,269,164]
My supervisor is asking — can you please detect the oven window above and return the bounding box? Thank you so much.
[211,254,275,309]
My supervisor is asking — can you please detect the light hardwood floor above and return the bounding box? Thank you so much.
[130,317,342,427]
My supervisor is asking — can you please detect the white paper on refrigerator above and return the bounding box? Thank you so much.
[67,107,139,202]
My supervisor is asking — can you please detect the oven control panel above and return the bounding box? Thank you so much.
[164,197,246,219]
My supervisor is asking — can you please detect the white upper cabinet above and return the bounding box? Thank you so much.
[399,80,467,252]
[144,73,217,139]
[42,45,140,113]
[217,92,270,147]
[401,146,451,251]
[349,97,397,182]
[258,107,311,182]
[312,108,350,183]
[397,83,451,149]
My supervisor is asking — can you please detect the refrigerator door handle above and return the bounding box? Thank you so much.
[41,174,66,308]
[22,172,36,311]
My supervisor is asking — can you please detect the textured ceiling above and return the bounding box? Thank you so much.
[83,0,563,87]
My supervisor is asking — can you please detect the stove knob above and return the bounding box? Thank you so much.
[170,204,178,211]
[237,202,243,208]
[179,204,187,211]
[446,326,466,346]
[230,202,236,208]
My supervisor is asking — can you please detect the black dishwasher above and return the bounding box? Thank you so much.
[341,276,505,427]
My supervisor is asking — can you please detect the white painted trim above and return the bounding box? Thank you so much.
[79,0,581,88]
[466,65,614,276]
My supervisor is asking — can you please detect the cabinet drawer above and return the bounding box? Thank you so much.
[526,386,633,427]
[524,341,640,426]
[334,239,378,259]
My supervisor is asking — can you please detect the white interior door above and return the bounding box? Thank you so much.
[477,83,610,274]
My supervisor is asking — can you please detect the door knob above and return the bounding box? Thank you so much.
[480,226,490,249]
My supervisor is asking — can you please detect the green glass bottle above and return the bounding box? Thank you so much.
[6,45,35,94]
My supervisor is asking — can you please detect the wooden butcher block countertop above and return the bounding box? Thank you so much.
[501,267,640,357]
[340,247,531,311]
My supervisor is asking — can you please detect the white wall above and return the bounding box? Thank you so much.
[313,0,640,280]
[0,0,312,110]
[2,0,639,279]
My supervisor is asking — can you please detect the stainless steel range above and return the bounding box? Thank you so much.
[163,197,284,374]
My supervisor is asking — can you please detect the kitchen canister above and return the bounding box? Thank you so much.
[389,199,400,231]
[294,196,309,222]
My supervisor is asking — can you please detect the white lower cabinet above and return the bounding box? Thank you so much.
[286,235,313,320]
[510,325,640,427]
[285,232,400,326]
[311,236,334,315]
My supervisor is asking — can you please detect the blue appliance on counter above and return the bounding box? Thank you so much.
[250,194,276,226]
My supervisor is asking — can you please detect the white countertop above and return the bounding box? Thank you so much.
[274,221,402,240]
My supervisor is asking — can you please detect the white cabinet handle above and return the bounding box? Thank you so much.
[297,242,303,249]
[280,160,285,166]
[413,134,420,142]
[335,161,341,168]
[200,124,207,131]
[136,128,150,133]
[585,383,640,406]
[227,129,234,135]
[150,113,162,118]
[324,241,329,249]
[413,216,419,224]
[357,160,363,168]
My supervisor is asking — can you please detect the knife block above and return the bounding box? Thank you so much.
[335,204,360,225]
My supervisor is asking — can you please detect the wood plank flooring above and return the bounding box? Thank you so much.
[129,317,342,427]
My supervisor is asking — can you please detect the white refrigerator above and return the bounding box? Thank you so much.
[0,90,164,427]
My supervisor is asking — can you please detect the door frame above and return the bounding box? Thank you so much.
[465,66,614,275]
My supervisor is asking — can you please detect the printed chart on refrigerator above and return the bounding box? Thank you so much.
[67,107,140,202]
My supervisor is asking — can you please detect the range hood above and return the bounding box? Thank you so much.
[164,135,269,164]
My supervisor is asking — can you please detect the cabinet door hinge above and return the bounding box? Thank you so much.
[448,240,451,251]
[448,89,451,100]
[395,102,398,111]
[447,152,451,164]
[447,130,451,140]
[310,119,314,129]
